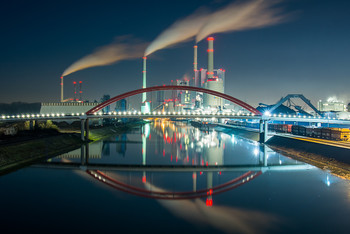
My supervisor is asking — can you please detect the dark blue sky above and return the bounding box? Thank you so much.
[0,0,349,107]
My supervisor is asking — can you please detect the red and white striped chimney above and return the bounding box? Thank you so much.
[207,37,214,79]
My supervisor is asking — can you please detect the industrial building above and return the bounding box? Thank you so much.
[189,37,225,110]
[40,102,100,115]
[318,98,347,112]
[194,37,225,110]
[40,79,100,116]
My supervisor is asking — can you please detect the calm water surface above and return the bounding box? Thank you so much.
[1,121,349,233]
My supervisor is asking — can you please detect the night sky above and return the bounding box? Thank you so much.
[0,0,349,107]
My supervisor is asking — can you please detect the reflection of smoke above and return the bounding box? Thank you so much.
[145,0,289,56]
[146,182,281,234]
[144,9,210,56]
[62,36,148,76]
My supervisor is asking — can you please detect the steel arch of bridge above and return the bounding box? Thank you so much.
[86,85,262,115]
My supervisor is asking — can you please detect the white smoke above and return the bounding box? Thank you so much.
[144,9,210,56]
[196,0,287,42]
[145,0,290,56]
[62,36,148,77]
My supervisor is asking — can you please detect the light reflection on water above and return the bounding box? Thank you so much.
[1,120,349,233]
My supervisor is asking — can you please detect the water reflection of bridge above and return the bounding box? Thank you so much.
[34,121,315,208]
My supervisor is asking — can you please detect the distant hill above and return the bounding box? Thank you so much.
[0,102,41,115]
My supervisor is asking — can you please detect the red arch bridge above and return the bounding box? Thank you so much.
[1,85,350,142]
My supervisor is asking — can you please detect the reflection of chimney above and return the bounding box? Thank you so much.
[142,56,147,103]
[207,37,214,79]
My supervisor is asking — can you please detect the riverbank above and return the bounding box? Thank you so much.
[0,133,83,175]
[266,136,350,180]
[213,124,350,180]
[0,120,146,175]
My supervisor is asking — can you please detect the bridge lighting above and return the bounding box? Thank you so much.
[263,111,271,117]
[158,111,161,115]
[1,116,5,119]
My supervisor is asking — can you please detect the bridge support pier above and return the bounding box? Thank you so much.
[80,118,90,141]
[81,119,85,141]
[29,120,35,130]
[85,119,89,140]
[259,120,269,144]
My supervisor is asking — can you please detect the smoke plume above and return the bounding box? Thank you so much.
[196,0,287,42]
[62,36,148,77]
[145,0,289,56]
[144,9,210,56]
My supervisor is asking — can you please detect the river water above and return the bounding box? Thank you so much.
[1,121,349,233]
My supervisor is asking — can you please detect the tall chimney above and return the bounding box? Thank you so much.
[60,76,64,102]
[142,56,147,103]
[73,81,77,101]
[194,45,198,72]
[79,81,82,101]
[207,37,214,79]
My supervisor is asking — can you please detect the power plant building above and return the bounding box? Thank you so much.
[192,37,225,110]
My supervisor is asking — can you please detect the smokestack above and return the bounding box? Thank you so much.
[193,45,198,72]
[207,37,214,79]
[142,56,147,103]
[73,81,77,101]
[79,81,82,101]
[60,76,64,102]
